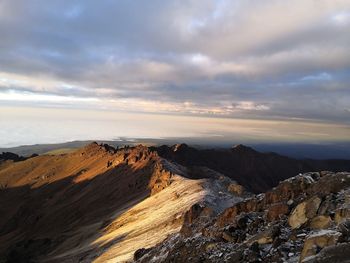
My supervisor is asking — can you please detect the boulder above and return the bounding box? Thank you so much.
[302,242,350,263]
[300,230,342,262]
[338,219,350,241]
[310,216,332,230]
[288,196,321,229]
[335,206,350,225]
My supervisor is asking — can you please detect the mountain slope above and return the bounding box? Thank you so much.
[0,143,243,262]
[0,143,175,262]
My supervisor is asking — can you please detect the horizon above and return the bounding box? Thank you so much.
[0,1,349,150]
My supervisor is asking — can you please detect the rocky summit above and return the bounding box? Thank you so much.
[0,143,350,262]
[136,171,350,263]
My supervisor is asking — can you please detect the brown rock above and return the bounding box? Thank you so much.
[335,206,350,225]
[310,216,332,229]
[305,196,322,218]
[288,196,321,229]
[216,198,260,227]
[300,230,342,262]
[222,231,236,242]
[266,202,290,221]
[180,203,208,236]
[247,225,281,245]
[228,183,244,195]
[302,242,350,263]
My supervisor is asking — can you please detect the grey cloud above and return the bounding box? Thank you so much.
[0,0,349,123]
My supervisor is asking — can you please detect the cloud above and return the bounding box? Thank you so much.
[231,101,270,111]
[0,0,349,123]
[301,72,332,82]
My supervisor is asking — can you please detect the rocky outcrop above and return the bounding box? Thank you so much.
[300,230,342,262]
[0,152,27,162]
[135,171,350,263]
[302,242,350,263]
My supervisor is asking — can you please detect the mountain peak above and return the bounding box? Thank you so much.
[231,144,255,153]
[172,143,189,152]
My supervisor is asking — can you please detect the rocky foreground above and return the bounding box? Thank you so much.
[135,171,350,263]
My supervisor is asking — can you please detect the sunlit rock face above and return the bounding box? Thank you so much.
[0,143,181,262]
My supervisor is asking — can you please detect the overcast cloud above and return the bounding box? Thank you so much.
[0,0,350,123]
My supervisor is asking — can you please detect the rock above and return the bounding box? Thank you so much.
[301,243,350,263]
[134,248,152,261]
[236,214,249,229]
[300,230,342,262]
[248,225,281,245]
[317,195,337,215]
[305,196,322,218]
[310,216,332,229]
[223,229,246,243]
[287,199,294,206]
[216,198,260,227]
[222,231,236,242]
[228,183,244,196]
[338,219,350,241]
[335,206,350,225]
[288,202,308,229]
[249,242,260,253]
[288,196,321,229]
[266,202,290,221]
[180,203,213,237]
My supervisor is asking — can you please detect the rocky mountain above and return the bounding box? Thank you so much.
[0,143,349,262]
[153,144,350,193]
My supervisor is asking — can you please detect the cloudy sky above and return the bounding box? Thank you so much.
[0,0,349,146]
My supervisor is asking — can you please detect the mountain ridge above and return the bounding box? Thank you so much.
[1,142,350,262]
[152,144,350,193]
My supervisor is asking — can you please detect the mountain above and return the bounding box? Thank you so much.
[0,142,350,262]
[153,144,350,193]
[0,143,242,262]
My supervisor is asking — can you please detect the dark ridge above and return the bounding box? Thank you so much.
[231,144,255,152]
[0,152,26,162]
[153,144,350,193]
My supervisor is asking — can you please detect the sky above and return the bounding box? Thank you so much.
[0,0,349,147]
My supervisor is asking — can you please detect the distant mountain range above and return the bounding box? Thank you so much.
[1,139,350,159]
